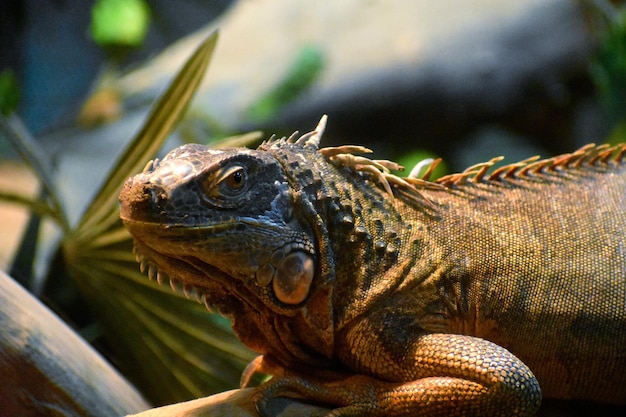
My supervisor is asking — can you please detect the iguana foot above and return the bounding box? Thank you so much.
[254,372,541,417]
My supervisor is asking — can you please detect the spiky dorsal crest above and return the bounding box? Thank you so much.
[322,141,626,198]
[264,116,626,207]
[435,143,626,187]
[319,141,626,210]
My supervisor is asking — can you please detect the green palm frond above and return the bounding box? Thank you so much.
[73,32,219,239]
[2,30,257,405]
[67,226,252,402]
[60,31,255,404]
[0,114,69,232]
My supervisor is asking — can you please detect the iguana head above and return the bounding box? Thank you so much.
[119,142,321,304]
[119,118,344,362]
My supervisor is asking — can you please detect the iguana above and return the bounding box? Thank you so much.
[119,116,626,416]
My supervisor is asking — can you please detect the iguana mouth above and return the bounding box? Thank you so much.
[132,234,315,314]
[131,241,241,317]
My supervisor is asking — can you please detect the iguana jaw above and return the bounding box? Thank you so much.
[129,236,241,316]
[127,232,263,319]
[122,215,317,311]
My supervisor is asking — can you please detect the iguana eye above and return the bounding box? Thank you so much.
[199,164,250,206]
[227,169,245,188]
[218,165,248,193]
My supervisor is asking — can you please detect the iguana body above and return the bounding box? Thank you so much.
[119,117,626,416]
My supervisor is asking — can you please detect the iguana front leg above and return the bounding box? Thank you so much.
[254,332,541,416]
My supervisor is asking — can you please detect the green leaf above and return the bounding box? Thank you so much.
[0,114,69,231]
[0,189,63,223]
[395,150,448,180]
[590,7,626,130]
[61,31,256,404]
[0,69,19,115]
[247,44,325,122]
[67,236,254,403]
[72,31,218,241]
[90,0,151,47]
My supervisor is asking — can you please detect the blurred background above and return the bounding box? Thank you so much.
[1,0,625,409]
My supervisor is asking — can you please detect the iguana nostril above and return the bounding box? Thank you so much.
[119,177,157,222]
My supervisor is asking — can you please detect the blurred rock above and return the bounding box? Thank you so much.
[107,0,602,169]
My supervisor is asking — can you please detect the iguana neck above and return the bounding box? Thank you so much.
[266,141,442,334]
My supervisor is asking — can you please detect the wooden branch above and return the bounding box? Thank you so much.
[126,388,331,417]
[0,270,150,416]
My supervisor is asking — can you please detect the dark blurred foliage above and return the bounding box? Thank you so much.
[0,0,233,135]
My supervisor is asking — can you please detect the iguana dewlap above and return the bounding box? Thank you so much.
[119,116,626,416]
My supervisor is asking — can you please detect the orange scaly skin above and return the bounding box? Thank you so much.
[119,117,626,416]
